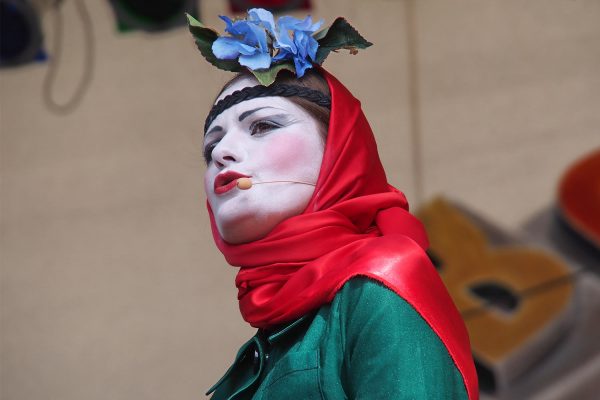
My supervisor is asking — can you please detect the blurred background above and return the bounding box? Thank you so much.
[1,0,599,399]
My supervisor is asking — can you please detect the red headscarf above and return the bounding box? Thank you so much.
[207,68,478,399]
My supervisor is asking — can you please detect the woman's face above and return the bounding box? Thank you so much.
[204,77,326,244]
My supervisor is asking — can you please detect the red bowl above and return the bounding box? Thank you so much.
[558,148,600,248]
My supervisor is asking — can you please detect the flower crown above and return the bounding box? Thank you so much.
[186,8,372,86]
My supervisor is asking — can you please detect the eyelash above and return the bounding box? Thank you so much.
[203,119,283,164]
[249,120,281,136]
[203,142,217,164]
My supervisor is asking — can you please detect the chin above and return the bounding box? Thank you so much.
[217,220,271,244]
[215,208,275,244]
[210,188,314,244]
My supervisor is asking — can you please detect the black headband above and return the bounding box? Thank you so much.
[204,84,331,134]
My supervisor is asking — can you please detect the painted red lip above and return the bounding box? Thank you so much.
[214,171,250,195]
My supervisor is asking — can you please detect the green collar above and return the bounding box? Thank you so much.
[264,313,314,344]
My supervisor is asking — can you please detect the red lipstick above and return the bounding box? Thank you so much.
[214,171,250,195]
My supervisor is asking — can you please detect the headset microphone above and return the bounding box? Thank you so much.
[236,177,316,190]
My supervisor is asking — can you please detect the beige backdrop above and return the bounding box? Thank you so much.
[1,1,599,399]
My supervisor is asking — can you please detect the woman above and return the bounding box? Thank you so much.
[193,10,478,400]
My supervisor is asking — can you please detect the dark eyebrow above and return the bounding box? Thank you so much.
[206,107,281,136]
[206,125,222,136]
[239,107,270,122]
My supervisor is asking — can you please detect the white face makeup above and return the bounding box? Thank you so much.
[204,77,326,244]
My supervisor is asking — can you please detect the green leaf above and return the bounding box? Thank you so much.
[315,17,372,65]
[186,13,241,72]
[312,26,329,41]
[185,13,204,28]
[251,62,295,86]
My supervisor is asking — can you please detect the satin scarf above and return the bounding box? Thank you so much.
[206,68,478,399]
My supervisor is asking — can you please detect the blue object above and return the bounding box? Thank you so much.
[213,15,271,69]
[272,15,322,77]
[212,8,322,76]
[0,0,46,67]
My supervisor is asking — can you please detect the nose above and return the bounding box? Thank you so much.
[211,130,246,169]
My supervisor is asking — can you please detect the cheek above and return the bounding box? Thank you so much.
[204,167,218,203]
[266,134,322,173]
[203,170,213,193]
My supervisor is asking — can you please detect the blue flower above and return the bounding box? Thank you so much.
[212,15,271,70]
[211,8,323,76]
[272,15,323,76]
[247,8,276,36]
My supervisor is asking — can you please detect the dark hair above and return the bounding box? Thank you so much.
[216,69,331,138]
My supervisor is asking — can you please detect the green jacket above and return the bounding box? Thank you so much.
[208,277,468,399]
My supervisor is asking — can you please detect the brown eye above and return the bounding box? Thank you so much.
[250,120,280,136]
